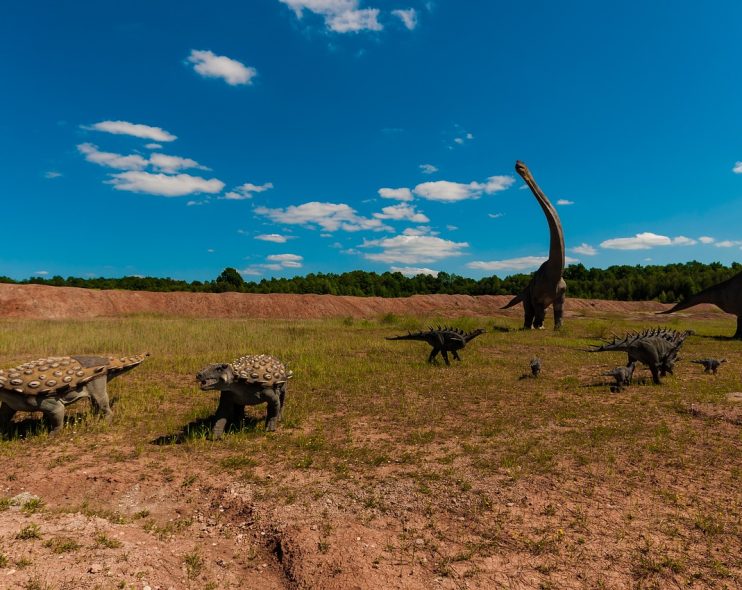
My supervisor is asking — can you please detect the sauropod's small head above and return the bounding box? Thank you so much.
[515,160,530,178]
[196,363,232,390]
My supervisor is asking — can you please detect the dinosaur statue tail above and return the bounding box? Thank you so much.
[106,352,150,377]
[501,292,524,310]
[385,333,428,342]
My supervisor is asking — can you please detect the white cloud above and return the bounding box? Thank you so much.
[715,240,742,248]
[145,143,162,150]
[488,213,504,219]
[374,203,429,223]
[403,226,435,236]
[255,201,391,232]
[557,199,574,206]
[149,153,206,173]
[600,232,697,250]
[34,270,49,276]
[224,181,273,200]
[466,132,473,139]
[699,236,715,244]
[86,120,176,142]
[279,0,382,33]
[571,243,597,256]
[240,268,263,276]
[187,50,257,86]
[108,171,224,197]
[413,175,515,202]
[44,171,62,179]
[378,187,413,201]
[255,233,294,243]
[266,253,303,268]
[390,266,438,277]
[467,255,580,271]
[77,143,149,171]
[454,137,464,145]
[733,161,742,174]
[392,8,417,29]
[362,234,468,264]
[419,163,438,175]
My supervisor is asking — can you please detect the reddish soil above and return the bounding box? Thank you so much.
[0,283,726,321]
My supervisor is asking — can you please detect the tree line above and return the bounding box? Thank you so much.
[1,261,739,303]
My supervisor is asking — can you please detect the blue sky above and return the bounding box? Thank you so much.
[2,1,742,282]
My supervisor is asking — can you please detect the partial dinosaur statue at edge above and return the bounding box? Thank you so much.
[501,161,567,330]
[658,270,742,339]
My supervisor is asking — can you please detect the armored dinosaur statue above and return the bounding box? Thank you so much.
[502,161,567,329]
[530,357,541,377]
[386,327,486,365]
[589,328,690,384]
[0,353,148,435]
[197,354,292,438]
[691,358,727,374]
[602,361,636,387]
[659,270,742,339]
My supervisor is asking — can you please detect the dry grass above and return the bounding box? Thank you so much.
[0,313,741,588]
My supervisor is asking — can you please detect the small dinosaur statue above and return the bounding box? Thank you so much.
[602,361,636,387]
[0,353,148,435]
[386,327,486,365]
[691,358,727,374]
[501,161,567,330]
[658,270,742,339]
[530,357,541,377]
[589,328,690,384]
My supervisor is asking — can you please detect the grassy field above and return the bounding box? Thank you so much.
[0,313,740,589]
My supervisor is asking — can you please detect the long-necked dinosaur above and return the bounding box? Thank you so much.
[501,161,567,329]
[658,270,742,339]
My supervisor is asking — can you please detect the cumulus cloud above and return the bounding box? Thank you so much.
[187,50,257,86]
[373,203,429,223]
[266,253,303,268]
[361,234,468,263]
[699,236,715,244]
[557,199,574,206]
[44,171,62,179]
[488,213,504,219]
[419,163,438,175]
[77,143,149,171]
[392,8,417,29]
[413,175,515,202]
[378,187,413,201]
[224,181,273,200]
[149,153,206,173]
[255,233,294,243]
[108,171,224,197]
[715,240,742,248]
[390,266,438,277]
[733,161,742,174]
[402,226,435,236]
[279,0,382,33]
[467,255,580,271]
[86,120,176,142]
[145,143,162,150]
[571,243,597,256]
[600,232,697,250]
[255,201,390,232]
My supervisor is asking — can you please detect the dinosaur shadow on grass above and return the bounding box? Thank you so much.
[151,415,261,445]
[1,413,92,440]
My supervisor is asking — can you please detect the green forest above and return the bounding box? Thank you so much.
[2,261,739,303]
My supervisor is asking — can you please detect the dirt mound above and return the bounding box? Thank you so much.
[0,283,723,320]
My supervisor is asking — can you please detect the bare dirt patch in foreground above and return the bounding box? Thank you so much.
[0,288,740,589]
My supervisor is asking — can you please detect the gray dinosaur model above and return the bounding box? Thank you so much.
[602,361,636,387]
[197,354,292,438]
[0,353,148,435]
[386,327,486,365]
[589,328,691,384]
[530,357,541,377]
[691,358,727,374]
[502,161,567,329]
[659,270,742,339]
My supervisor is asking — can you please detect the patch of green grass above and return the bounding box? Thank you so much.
[16,524,42,540]
[21,498,44,514]
[43,537,81,553]
[95,532,123,549]
[183,550,204,579]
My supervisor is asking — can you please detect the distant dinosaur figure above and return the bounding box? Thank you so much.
[691,358,727,375]
[530,357,541,377]
[386,327,486,365]
[659,270,742,339]
[502,161,567,329]
[602,361,636,387]
[589,328,691,385]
